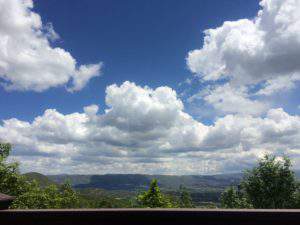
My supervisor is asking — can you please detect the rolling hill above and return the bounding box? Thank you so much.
[48,170,300,191]
[48,173,243,191]
[24,172,57,187]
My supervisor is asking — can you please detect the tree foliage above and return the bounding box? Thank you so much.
[221,186,252,208]
[0,143,32,197]
[10,182,80,209]
[179,185,193,208]
[137,179,174,208]
[0,143,11,159]
[221,154,300,209]
[242,155,299,208]
[0,143,80,209]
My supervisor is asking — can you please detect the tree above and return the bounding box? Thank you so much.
[221,186,252,208]
[10,182,80,209]
[0,143,11,159]
[0,143,80,209]
[242,155,298,208]
[178,185,193,208]
[0,143,32,197]
[221,154,299,209]
[59,182,80,208]
[10,182,56,209]
[137,179,173,208]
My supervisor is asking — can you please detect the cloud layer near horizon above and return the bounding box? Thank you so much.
[0,0,102,92]
[1,81,300,174]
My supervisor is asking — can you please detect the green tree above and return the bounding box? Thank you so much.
[59,182,80,208]
[0,143,80,209]
[178,185,193,208]
[221,186,252,208]
[221,154,299,209]
[11,182,55,209]
[0,143,32,197]
[10,182,80,209]
[0,143,11,159]
[242,155,298,208]
[137,179,173,208]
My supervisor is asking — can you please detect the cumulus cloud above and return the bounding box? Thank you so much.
[189,84,268,116]
[1,81,300,174]
[256,74,300,95]
[0,0,102,92]
[186,0,300,118]
[187,0,300,88]
[67,63,103,92]
[1,0,299,174]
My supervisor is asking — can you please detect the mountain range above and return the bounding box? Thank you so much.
[24,170,300,192]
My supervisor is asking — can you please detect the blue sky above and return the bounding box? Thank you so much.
[0,0,260,122]
[1,0,300,174]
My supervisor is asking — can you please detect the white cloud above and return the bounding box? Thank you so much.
[257,74,300,96]
[1,81,300,174]
[191,84,268,116]
[67,63,103,92]
[187,0,300,92]
[0,0,102,92]
[0,0,299,174]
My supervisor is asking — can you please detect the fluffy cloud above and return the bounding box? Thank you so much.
[0,0,102,92]
[256,74,300,95]
[186,0,300,118]
[187,0,300,88]
[189,84,268,116]
[1,81,300,174]
[1,0,299,174]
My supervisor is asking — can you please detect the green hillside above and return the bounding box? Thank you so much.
[47,174,92,186]
[48,173,243,206]
[48,170,300,191]
[24,172,57,187]
[48,173,242,191]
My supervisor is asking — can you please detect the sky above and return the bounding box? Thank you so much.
[0,0,300,175]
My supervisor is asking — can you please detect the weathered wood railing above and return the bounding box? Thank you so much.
[1,208,300,225]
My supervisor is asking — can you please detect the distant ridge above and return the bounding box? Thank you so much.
[24,172,57,187]
[48,173,243,191]
[47,170,300,191]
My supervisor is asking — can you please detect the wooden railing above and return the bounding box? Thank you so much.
[1,208,300,225]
